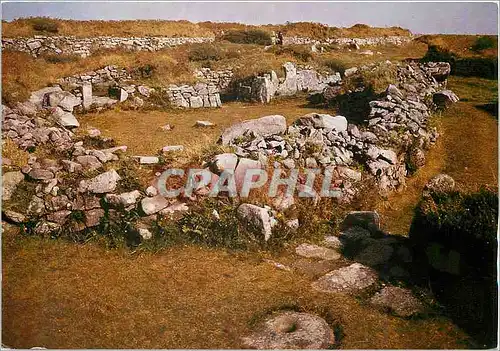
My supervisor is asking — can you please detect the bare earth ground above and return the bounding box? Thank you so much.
[2,75,496,348]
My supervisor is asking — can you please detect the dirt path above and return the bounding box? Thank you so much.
[376,76,498,234]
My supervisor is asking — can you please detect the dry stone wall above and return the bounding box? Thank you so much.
[2,35,215,57]
[282,35,412,47]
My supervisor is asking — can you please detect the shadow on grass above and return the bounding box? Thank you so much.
[476,101,498,120]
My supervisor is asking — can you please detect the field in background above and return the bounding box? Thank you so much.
[2,18,412,38]
[2,40,428,105]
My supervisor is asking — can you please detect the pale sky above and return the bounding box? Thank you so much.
[1,1,498,35]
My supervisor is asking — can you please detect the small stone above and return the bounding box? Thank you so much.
[85,208,105,227]
[135,156,159,164]
[160,124,172,131]
[195,120,215,127]
[141,195,169,215]
[28,168,54,180]
[138,227,153,240]
[145,186,158,197]
[76,155,102,171]
[323,236,343,250]
[160,201,189,216]
[162,145,184,152]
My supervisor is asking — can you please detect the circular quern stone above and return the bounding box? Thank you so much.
[242,312,335,349]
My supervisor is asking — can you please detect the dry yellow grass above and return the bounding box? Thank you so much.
[2,18,412,39]
[416,34,498,58]
[2,223,470,349]
[1,50,197,104]
[2,18,215,38]
[80,98,319,156]
[2,40,428,105]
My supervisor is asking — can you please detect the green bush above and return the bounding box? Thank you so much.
[472,36,497,52]
[222,29,272,45]
[321,58,348,75]
[270,45,313,62]
[43,54,80,64]
[30,17,59,33]
[188,43,223,62]
[410,187,497,277]
[421,45,457,64]
[409,187,498,347]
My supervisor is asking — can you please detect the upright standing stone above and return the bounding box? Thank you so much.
[82,83,92,110]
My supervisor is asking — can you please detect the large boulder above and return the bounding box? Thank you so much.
[29,86,63,109]
[297,70,322,92]
[220,115,287,145]
[295,113,348,131]
[47,91,81,112]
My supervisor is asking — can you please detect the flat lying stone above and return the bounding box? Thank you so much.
[135,156,159,164]
[2,210,26,223]
[242,312,335,349]
[355,240,394,266]
[162,145,184,152]
[370,286,425,318]
[195,120,215,127]
[312,263,378,294]
[295,243,340,260]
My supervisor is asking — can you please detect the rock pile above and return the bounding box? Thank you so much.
[2,35,215,58]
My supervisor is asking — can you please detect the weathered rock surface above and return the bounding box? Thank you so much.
[370,286,425,317]
[295,243,341,260]
[312,263,378,294]
[242,312,335,349]
[237,203,275,241]
[2,171,24,201]
[220,115,287,145]
[141,195,169,215]
[78,169,121,193]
